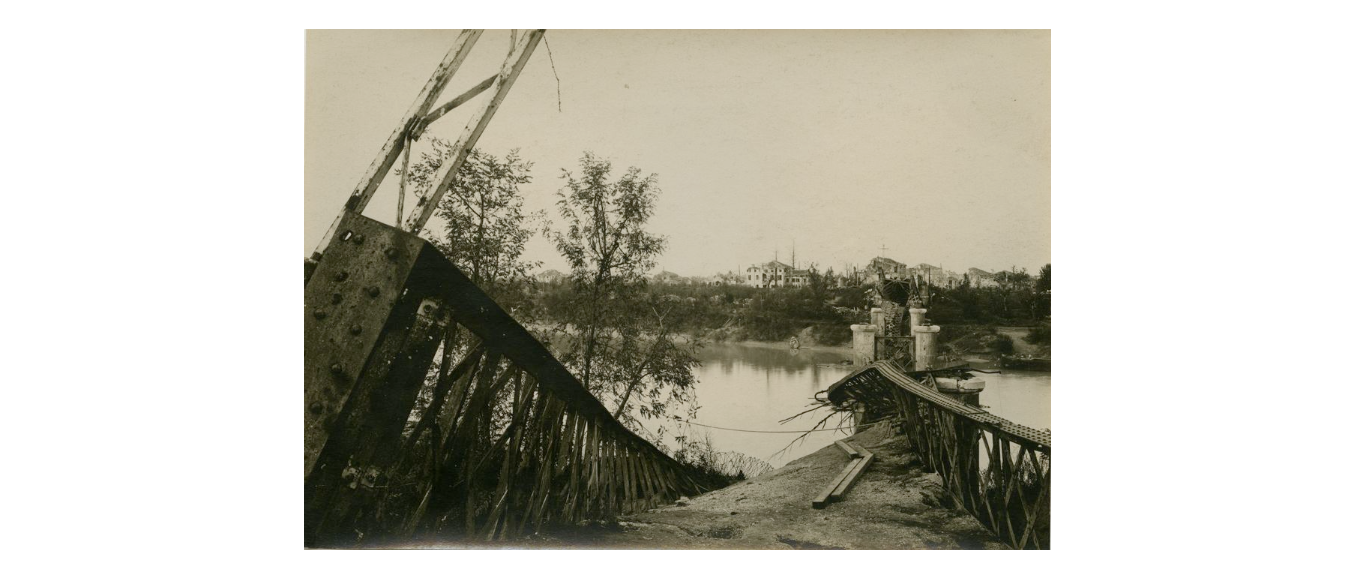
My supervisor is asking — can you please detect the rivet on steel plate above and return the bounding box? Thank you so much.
[353,234,365,245]
[333,271,349,281]
[365,286,381,297]
[313,308,328,319]
[349,324,362,335]
[331,293,343,304]
[330,363,344,376]
[384,247,399,259]
[309,401,324,414]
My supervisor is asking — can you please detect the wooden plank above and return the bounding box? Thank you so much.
[835,440,862,459]
[637,453,655,505]
[829,450,875,503]
[400,340,483,455]
[812,457,862,509]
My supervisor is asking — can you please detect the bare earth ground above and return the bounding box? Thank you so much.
[530,424,1005,550]
[996,326,1039,356]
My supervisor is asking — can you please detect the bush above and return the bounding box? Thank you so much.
[991,334,1015,355]
[811,323,852,346]
[1024,324,1051,346]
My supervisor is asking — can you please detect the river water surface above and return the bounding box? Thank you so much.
[677,342,1051,469]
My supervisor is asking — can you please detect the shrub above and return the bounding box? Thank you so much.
[991,334,1015,355]
[1024,324,1051,346]
[811,323,852,346]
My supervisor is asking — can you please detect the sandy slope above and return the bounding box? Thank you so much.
[546,424,1006,550]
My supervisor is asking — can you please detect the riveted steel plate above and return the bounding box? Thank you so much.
[303,210,429,477]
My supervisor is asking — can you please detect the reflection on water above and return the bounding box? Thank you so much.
[680,342,857,468]
[977,370,1052,431]
[665,342,1052,470]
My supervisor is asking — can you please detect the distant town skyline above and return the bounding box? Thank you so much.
[306,30,1050,278]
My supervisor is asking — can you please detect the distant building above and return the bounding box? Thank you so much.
[652,270,683,284]
[868,257,907,281]
[967,267,996,288]
[712,271,741,286]
[911,263,962,288]
[746,260,811,288]
[536,269,566,284]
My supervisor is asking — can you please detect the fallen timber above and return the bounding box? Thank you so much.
[812,440,874,509]
[304,211,711,547]
[825,360,1051,550]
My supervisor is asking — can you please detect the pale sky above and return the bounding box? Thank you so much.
[305,30,1050,277]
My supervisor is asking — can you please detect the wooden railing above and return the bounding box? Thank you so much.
[304,211,707,547]
[826,360,1051,549]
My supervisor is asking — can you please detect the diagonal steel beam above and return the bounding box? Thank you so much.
[345,29,483,216]
[407,29,545,235]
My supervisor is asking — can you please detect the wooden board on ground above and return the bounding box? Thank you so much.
[835,440,862,459]
[812,456,862,509]
[828,449,875,502]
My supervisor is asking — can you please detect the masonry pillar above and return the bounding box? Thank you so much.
[910,307,940,370]
[869,307,885,328]
[850,324,878,365]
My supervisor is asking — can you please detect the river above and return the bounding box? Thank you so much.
[673,341,1051,470]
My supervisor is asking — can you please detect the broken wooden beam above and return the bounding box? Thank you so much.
[811,440,876,509]
[812,456,861,510]
[828,447,875,502]
[835,440,862,459]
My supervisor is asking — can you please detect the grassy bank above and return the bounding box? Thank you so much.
[531,281,870,347]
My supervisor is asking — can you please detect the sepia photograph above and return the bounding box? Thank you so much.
[304,29,1050,550]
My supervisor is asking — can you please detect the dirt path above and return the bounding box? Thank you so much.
[540,424,1005,549]
[997,326,1039,356]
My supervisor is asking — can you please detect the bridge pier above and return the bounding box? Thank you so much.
[851,323,878,365]
[909,306,979,405]
[909,307,940,371]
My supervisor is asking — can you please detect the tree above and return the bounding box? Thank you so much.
[397,142,545,429]
[1035,263,1051,319]
[805,263,828,301]
[545,153,701,436]
[994,267,1032,289]
[401,140,543,313]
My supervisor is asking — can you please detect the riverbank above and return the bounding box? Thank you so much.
[529,424,1005,549]
[699,336,853,358]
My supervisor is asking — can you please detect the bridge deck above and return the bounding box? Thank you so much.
[828,360,1051,450]
[824,358,1051,549]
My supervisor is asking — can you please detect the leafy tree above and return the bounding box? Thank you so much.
[544,153,701,435]
[398,142,545,427]
[805,263,829,301]
[1034,264,1051,319]
[994,267,1032,288]
[402,140,543,313]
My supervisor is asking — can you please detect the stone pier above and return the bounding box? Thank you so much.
[851,323,878,365]
[909,307,941,371]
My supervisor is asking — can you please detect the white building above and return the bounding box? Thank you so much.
[746,260,810,288]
